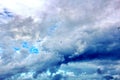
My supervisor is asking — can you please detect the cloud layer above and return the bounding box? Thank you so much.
[0,0,120,80]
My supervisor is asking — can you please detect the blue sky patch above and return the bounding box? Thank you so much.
[29,46,39,54]
[22,42,29,48]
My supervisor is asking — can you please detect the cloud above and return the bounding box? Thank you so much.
[0,0,120,80]
[5,60,120,80]
[0,0,47,17]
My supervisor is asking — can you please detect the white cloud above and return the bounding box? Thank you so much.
[0,0,48,18]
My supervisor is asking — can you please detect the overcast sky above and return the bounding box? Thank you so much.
[0,0,120,80]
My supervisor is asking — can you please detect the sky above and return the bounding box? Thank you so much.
[0,0,120,80]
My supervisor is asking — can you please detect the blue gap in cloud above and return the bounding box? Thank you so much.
[29,46,39,54]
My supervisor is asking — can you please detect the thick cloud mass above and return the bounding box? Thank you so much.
[0,0,120,80]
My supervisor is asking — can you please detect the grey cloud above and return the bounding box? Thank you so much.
[0,0,120,80]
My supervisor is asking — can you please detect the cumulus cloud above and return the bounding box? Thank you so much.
[0,0,120,80]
